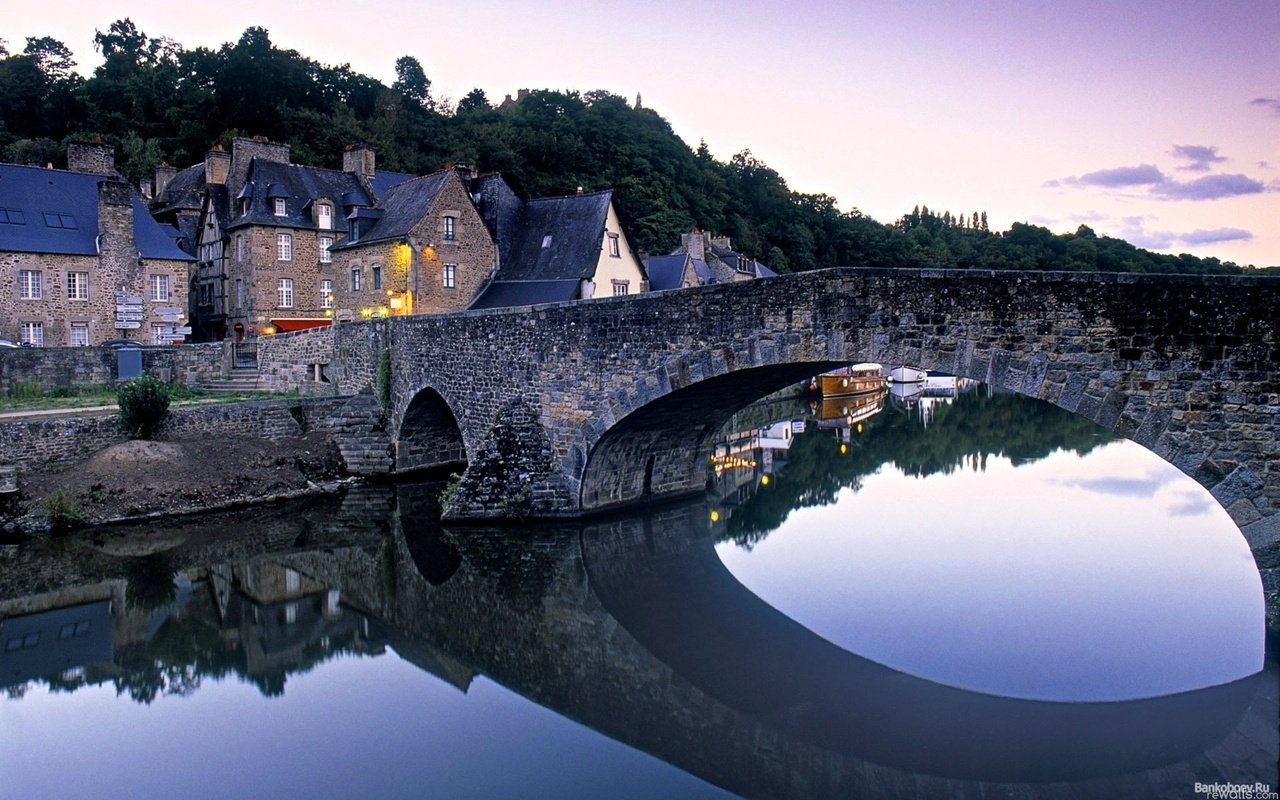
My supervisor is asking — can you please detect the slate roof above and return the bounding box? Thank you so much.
[468,279,582,310]
[151,163,205,215]
[368,170,416,198]
[646,254,690,291]
[495,190,613,281]
[0,163,193,260]
[331,170,450,251]
[228,160,372,231]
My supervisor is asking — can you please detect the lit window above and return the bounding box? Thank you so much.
[277,278,294,308]
[443,216,456,241]
[148,274,170,302]
[277,234,292,261]
[607,232,620,258]
[69,323,89,347]
[372,265,382,291]
[317,204,333,230]
[351,268,362,292]
[20,321,44,346]
[612,280,629,296]
[18,270,42,300]
[443,263,456,289]
[273,198,287,216]
[320,279,333,309]
[319,236,333,264]
[67,271,88,301]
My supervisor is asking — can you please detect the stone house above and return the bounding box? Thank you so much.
[328,166,496,320]
[152,138,412,341]
[0,142,194,346]
[652,229,776,290]
[469,179,648,309]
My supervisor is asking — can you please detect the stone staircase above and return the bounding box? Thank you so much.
[199,366,260,394]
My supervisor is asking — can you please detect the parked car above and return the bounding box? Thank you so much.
[0,339,19,348]
[100,339,142,348]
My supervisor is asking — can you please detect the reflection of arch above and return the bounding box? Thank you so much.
[580,363,844,511]
[397,387,467,474]
[581,514,1260,783]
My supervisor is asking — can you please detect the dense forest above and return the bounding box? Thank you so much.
[0,21,1266,273]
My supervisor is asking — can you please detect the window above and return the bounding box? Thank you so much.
[277,234,292,261]
[18,270,42,300]
[607,232,620,258]
[443,263,456,289]
[277,278,294,308]
[541,234,552,248]
[319,236,333,264]
[67,271,88,301]
[371,265,382,291]
[612,280,630,296]
[151,323,168,345]
[443,216,456,241]
[317,204,333,230]
[20,322,43,347]
[236,234,245,261]
[0,208,25,225]
[286,569,301,592]
[273,198,287,216]
[235,279,245,310]
[69,323,89,347]
[42,212,76,229]
[148,274,170,302]
[351,268,362,293]
[239,198,250,216]
[320,279,333,309]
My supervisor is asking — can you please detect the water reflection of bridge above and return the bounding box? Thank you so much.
[2,487,1273,798]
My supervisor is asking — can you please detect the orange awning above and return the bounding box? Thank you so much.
[271,318,332,332]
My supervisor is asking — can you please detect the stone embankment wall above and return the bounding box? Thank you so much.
[0,342,229,393]
[0,396,348,471]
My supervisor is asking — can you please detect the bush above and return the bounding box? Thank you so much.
[117,375,173,439]
[44,490,81,532]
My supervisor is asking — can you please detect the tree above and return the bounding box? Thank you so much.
[24,36,76,82]
[393,55,432,108]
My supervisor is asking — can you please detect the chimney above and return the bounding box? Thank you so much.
[204,146,231,186]
[97,178,139,284]
[231,136,290,192]
[681,229,706,262]
[154,162,178,199]
[67,140,116,175]
[344,143,376,179]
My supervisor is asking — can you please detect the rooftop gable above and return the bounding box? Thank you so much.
[333,170,451,250]
[498,190,613,281]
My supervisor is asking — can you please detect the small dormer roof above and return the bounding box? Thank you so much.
[266,183,290,199]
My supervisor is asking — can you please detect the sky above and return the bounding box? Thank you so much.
[3,0,1277,266]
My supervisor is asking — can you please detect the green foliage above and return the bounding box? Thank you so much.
[438,472,462,515]
[7,381,43,400]
[43,489,82,532]
[116,375,173,439]
[0,22,1262,271]
[376,347,391,414]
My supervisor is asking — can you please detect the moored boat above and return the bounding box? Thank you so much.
[810,363,886,397]
[883,364,928,383]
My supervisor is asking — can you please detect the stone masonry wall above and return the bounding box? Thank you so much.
[0,342,227,393]
[0,396,347,472]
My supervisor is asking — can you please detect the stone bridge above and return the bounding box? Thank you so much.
[261,267,1279,562]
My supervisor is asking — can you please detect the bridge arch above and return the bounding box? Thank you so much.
[395,386,467,474]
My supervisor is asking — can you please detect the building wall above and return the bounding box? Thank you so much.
[225,224,331,336]
[591,202,646,296]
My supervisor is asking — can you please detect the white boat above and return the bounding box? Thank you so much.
[883,365,928,383]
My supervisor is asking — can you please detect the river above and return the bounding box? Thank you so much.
[0,384,1274,799]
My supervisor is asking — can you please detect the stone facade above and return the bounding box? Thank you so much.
[0,342,226,393]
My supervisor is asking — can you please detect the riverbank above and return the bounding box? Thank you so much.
[2,431,347,536]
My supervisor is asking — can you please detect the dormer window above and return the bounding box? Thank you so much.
[542,235,552,248]
[443,216,456,241]
[317,204,333,230]
[273,198,287,216]
[737,256,750,272]
[239,198,250,216]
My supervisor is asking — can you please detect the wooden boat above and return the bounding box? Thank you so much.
[810,363,886,397]
[812,389,887,427]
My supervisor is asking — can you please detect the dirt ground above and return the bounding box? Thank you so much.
[5,432,347,534]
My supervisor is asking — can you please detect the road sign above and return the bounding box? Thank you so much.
[160,314,183,323]
[154,306,184,316]
[175,326,192,335]
[114,321,142,330]
[116,314,145,323]
[115,296,144,305]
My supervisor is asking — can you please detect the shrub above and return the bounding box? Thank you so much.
[44,490,82,532]
[117,375,173,439]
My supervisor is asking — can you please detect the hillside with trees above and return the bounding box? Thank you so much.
[0,21,1265,273]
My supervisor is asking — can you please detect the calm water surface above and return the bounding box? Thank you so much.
[0,386,1274,799]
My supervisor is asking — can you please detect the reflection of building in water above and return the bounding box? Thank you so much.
[0,560,385,699]
[709,416,806,522]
